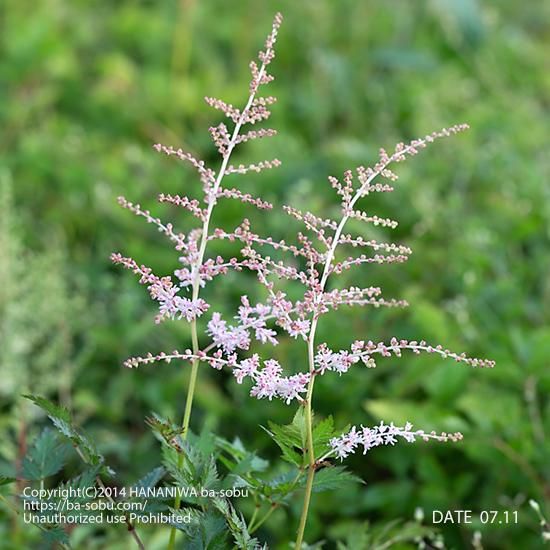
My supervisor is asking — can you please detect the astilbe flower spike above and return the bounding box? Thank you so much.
[112,13,285,550]
[114,11,494,549]
[327,422,464,461]
[122,121,494,548]
[114,13,284,316]
[120,121,493,550]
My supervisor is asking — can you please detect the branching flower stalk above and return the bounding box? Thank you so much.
[168,19,281,547]
[126,125,495,548]
[116,12,495,548]
[113,14,284,550]
[166,73,266,550]
[294,128,475,549]
[181,12,281,445]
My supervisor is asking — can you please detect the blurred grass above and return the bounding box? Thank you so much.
[1,0,549,547]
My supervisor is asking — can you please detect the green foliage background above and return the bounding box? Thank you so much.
[1,0,549,548]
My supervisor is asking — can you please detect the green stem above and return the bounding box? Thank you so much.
[247,501,260,531]
[249,503,278,534]
[181,317,201,441]
[166,48,271,550]
[294,141,386,546]
[293,165,361,547]
[168,320,199,550]
[295,330,318,550]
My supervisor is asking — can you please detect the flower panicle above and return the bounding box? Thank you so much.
[250,12,283,93]
[152,143,216,194]
[158,193,206,221]
[115,12,495,481]
[116,196,188,250]
[226,159,282,175]
[240,124,473,332]
[115,14,286,331]
[175,256,246,289]
[123,347,309,405]
[124,312,493,403]
[319,287,409,313]
[216,187,273,210]
[204,11,283,153]
[313,338,495,375]
[321,124,470,227]
[110,252,209,324]
[329,422,464,460]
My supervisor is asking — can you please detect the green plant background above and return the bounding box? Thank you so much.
[1,0,549,548]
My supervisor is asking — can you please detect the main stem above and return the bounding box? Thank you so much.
[167,61,269,550]
[167,319,200,548]
[295,171,371,548]
[295,328,317,550]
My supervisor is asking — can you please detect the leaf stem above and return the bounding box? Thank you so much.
[247,500,260,531]
[249,503,278,534]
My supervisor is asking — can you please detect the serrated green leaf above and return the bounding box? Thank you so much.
[264,422,303,450]
[24,394,111,476]
[163,440,220,499]
[41,525,71,547]
[23,468,98,524]
[216,437,269,476]
[23,428,70,480]
[267,434,301,466]
[312,415,336,460]
[311,466,362,493]
[23,394,72,436]
[167,507,202,535]
[200,455,220,490]
[194,429,218,458]
[223,455,258,488]
[262,413,307,466]
[218,444,269,491]
[132,466,165,492]
[23,394,71,422]
[261,469,301,500]
[170,508,228,550]
[201,511,228,548]
[212,498,260,550]
[53,469,97,509]
[291,408,308,447]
